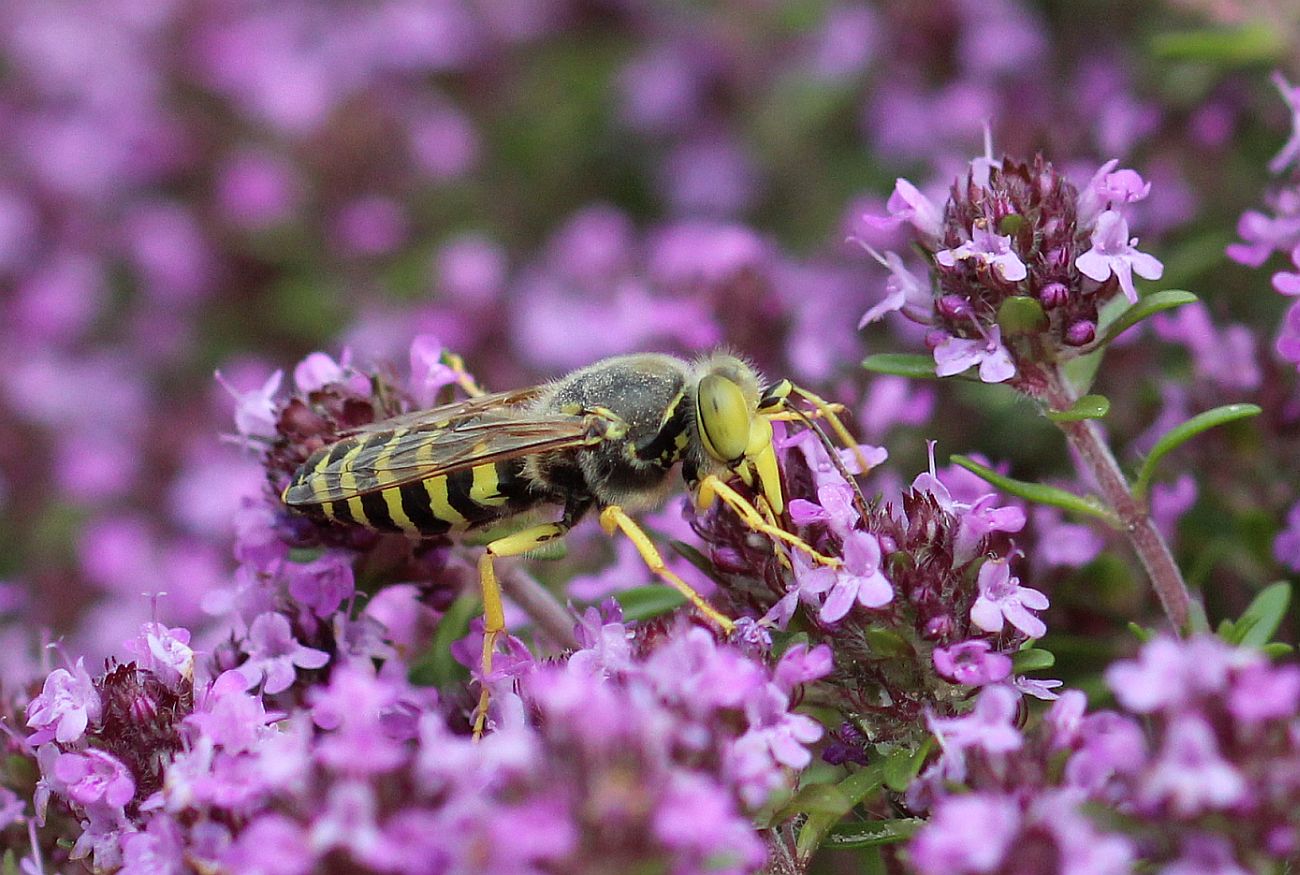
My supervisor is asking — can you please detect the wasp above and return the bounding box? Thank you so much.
[282,351,857,736]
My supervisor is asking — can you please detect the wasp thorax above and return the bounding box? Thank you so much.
[697,373,753,463]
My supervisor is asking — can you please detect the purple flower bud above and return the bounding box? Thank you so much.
[938,294,973,320]
[1038,281,1069,309]
[923,614,954,640]
[1064,320,1096,346]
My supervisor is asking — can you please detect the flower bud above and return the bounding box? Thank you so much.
[1064,320,1096,346]
[923,614,954,640]
[1038,282,1069,309]
[938,294,973,320]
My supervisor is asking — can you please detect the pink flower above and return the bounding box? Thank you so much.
[54,749,135,808]
[26,658,102,745]
[933,326,1016,383]
[1268,71,1300,175]
[970,559,1048,639]
[935,223,1027,282]
[932,640,1013,687]
[238,613,331,695]
[862,178,945,241]
[1075,209,1164,304]
[795,530,893,623]
[216,369,282,440]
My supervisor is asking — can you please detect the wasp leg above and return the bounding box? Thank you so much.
[598,506,735,634]
[787,384,875,477]
[441,350,488,398]
[695,474,841,568]
[471,521,571,740]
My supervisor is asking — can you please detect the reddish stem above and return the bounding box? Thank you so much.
[1041,367,1193,632]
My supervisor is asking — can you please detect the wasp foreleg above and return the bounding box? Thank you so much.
[598,506,735,634]
[694,475,841,569]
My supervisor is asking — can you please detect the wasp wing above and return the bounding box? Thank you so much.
[284,408,590,505]
[342,386,547,436]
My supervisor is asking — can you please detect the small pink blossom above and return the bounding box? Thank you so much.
[26,658,102,745]
[932,640,1012,687]
[238,613,330,695]
[54,749,135,809]
[970,559,1048,639]
[794,530,893,623]
[933,326,1016,383]
[1075,209,1164,304]
[935,223,1027,282]
[862,178,945,241]
[216,369,282,440]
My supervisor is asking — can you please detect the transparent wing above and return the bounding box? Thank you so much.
[343,387,546,436]
[286,405,589,504]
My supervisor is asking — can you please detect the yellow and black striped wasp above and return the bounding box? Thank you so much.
[282,351,856,736]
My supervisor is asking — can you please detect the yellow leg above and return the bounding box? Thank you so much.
[789,385,876,477]
[471,522,569,740]
[442,351,487,398]
[696,475,842,568]
[598,506,735,634]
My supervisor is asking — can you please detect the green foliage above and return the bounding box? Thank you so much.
[997,296,1049,335]
[613,584,688,621]
[1132,404,1263,501]
[794,764,886,858]
[949,454,1119,526]
[1217,582,1292,648]
[823,818,925,849]
[1150,25,1286,66]
[408,593,478,687]
[1012,647,1057,673]
[1045,394,1110,422]
[1094,289,1198,349]
[861,353,942,380]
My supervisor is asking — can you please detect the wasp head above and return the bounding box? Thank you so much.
[692,354,786,515]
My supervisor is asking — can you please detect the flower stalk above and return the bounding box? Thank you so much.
[1040,366,1193,632]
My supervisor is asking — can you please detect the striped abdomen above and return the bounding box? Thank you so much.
[284,434,539,537]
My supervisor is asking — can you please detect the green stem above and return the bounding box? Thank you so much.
[1042,367,1193,632]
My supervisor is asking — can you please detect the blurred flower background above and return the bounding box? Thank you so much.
[3,0,1300,872]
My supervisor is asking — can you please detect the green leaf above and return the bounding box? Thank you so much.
[1150,25,1285,65]
[1127,621,1156,643]
[949,455,1120,527]
[860,353,939,380]
[997,296,1048,335]
[1011,647,1056,674]
[795,764,885,857]
[864,627,913,657]
[1229,582,1292,648]
[1132,403,1262,500]
[408,593,479,687]
[1093,289,1198,349]
[882,738,932,792]
[823,818,925,849]
[778,783,859,820]
[1263,642,1295,658]
[668,540,724,587]
[1045,394,1110,422]
[613,585,688,621]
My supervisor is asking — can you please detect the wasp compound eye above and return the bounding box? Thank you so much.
[697,374,751,463]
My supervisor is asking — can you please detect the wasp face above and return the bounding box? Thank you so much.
[691,355,785,516]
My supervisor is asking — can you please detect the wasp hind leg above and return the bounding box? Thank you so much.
[471,521,571,740]
[598,506,735,634]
